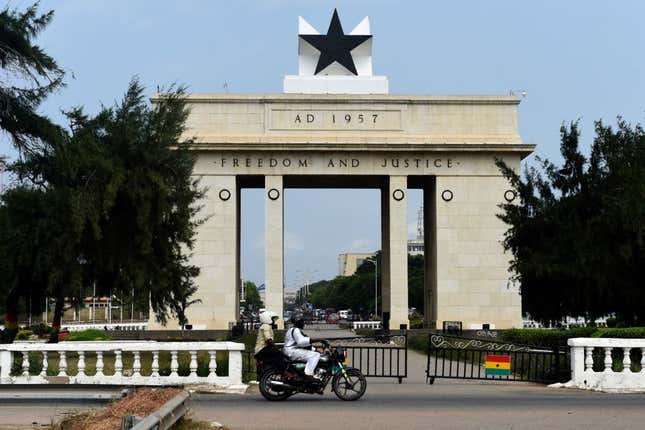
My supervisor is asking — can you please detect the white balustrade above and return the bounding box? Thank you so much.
[558,338,645,393]
[352,321,382,331]
[61,322,147,332]
[0,341,246,390]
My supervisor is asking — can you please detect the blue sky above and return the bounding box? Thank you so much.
[2,0,645,289]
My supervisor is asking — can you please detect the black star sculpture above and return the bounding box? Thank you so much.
[300,9,372,76]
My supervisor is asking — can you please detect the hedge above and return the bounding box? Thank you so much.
[63,329,112,341]
[408,327,645,353]
[500,327,597,348]
[592,327,645,338]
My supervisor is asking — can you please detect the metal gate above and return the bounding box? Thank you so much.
[244,333,407,383]
[426,334,570,384]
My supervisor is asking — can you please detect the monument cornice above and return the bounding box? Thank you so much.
[187,142,535,156]
[153,93,522,106]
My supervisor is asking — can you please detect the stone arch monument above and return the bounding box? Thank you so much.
[149,10,533,330]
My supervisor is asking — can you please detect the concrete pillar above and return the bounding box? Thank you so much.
[423,178,437,327]
[149,175,240,329]
[380,187,390,322]
[434,175,522,329]
[265,175,284,328]
[382,176,409,329]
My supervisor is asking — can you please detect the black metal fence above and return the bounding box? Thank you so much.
[426,334,570,384]
[244,333,408,383]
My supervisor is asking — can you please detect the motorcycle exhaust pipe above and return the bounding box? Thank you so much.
[269,380,295,391]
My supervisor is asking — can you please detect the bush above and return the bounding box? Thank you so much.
[64,329,112,341]
[501,327,597,348]
[409,315,424,329]
[408,333,428,353]
[605,317,618,328]
[15,329,34,340]
[592,327,645,338]
[28,323,52,337]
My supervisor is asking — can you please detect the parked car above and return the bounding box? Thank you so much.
[326,313,340,324]
[339,309,353,320]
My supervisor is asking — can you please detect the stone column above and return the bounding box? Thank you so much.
[149,174,240,329]
[423,178,437,327]
[265,175,284,328]
[380,187,390,323]
[433,175,522,329]
[382,176,409,329]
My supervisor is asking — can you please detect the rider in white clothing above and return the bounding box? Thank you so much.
[283,315,320,377]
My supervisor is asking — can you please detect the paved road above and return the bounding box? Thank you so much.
[192,380,645,430]
[0,400,105,429]
[192,347,645,430]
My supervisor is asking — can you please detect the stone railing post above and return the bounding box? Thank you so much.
[95,351,104,377]
[40,352,48,378]
[569,342,585,383]
[0,350,12,380]
[622,347,631,373]
[228,350,243,386]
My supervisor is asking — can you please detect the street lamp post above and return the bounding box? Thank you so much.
[365,258,378,319]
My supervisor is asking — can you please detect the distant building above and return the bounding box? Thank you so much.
[339,208,425,276]
[284,290,297,304]
[338,253,375,276]
[408,206,424,256]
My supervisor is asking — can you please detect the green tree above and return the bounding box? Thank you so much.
[407,254,424,312]
[497,119,645,326]
[1,79,204,342]
[0,2,64,153]
[0,2,65,341]
[243,281,264,309]
[305,251,425,317]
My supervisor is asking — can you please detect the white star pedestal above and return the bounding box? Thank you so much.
[283,14,388,95]
[283,75,388,94]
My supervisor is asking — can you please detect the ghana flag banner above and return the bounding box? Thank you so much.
[485,354,511,376]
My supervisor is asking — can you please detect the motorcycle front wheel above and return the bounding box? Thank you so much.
[332,368,367,401]
[259,368,294,401]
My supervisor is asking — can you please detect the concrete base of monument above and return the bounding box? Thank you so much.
[283,75,388,94]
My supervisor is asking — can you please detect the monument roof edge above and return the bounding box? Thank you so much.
[151,93,521,105]
[185,142,535,155]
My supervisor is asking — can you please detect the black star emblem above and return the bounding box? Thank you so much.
[300,9,372,75]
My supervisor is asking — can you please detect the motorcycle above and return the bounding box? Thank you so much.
[258,341,367,401]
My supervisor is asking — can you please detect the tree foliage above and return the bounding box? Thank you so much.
[497,119,645,326]
[1,78,204,343]
[304,252,424,315]
[0,2,64,153]
[0,3,204,343]
[243,281,264,309]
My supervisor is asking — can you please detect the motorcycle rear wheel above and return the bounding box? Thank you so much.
[259,368,294,401]
[332,368,367,401]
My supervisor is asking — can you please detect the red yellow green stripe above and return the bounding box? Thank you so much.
[485,354,511,376]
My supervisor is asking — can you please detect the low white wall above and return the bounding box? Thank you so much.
[556,338,645,393]
[0,341,246,392]
[352,321,382,331]
[61,322,148,332]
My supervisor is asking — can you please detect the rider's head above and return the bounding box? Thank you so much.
[292,314,305,329]
[259,311,279,327]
